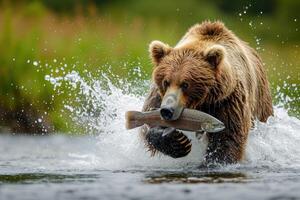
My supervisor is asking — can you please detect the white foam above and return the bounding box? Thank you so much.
[245,107,300,168]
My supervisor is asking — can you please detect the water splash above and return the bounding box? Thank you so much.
[246,107,300,168]
[44,64,300,170]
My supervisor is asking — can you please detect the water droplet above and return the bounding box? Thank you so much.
[33,61,38,66]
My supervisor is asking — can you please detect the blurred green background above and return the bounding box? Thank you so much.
[0,0,299,134]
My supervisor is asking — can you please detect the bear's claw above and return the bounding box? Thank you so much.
[145,126,192,158]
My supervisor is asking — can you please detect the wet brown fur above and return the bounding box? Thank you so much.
[141,21,273,164]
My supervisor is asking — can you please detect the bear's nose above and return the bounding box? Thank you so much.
[160,89,184,120]
[160,106,175,120]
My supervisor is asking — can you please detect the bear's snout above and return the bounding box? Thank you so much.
[160,90,184,121]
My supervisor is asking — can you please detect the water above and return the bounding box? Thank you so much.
[0,112,300,200]
[1,66,300,200]
[0,121,300,200]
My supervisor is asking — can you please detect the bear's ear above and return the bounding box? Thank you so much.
[204,45,225,69]
[149,40,172,65]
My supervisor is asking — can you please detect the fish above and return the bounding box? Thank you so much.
[125,108,225,133]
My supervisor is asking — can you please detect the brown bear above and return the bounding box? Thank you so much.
[140,21,273,164]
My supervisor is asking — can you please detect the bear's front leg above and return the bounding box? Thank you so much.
[204,130,247,165]
[144,126,192,158]
[203,96,251,165]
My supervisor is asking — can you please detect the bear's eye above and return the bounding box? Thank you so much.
[163,80,170,89]
[180,82,189,91]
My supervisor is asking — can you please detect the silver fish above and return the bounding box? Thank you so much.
[125,108,225,133]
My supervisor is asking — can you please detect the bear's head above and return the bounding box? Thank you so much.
[150,40,236,120]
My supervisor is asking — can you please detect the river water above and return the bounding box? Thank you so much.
[0,106,300,200]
